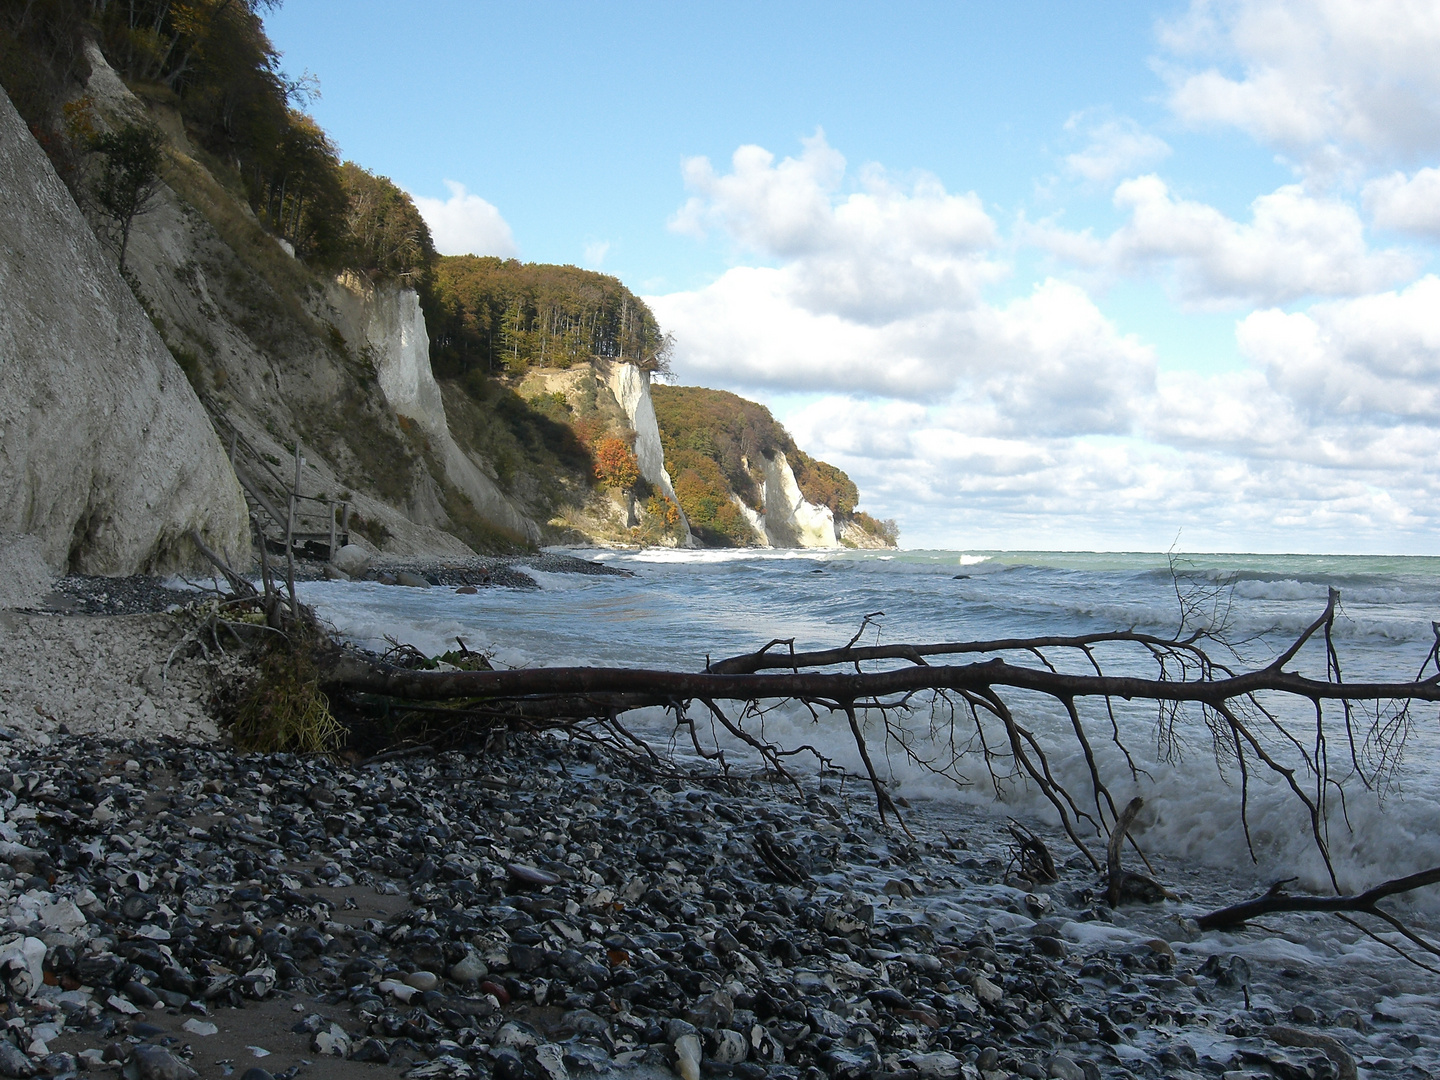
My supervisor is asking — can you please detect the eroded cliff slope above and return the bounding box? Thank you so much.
[0,86,249,574]
[2,13,889,562]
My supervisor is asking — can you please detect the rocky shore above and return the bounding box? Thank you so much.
[0,570,1433,1080]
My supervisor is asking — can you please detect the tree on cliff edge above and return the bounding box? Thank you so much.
[91,121,164,271]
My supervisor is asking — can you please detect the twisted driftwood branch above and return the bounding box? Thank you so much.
[1197,866,1440,931]
[313,589,1439,890]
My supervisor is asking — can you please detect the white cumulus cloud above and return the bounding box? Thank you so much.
[411,180,518,258]
[1064,117,1171,184]
[651,133,1440,552]
[1158,0,1440,167]
[1237,275,1440,423]
[1026,176,1415,308]
[651,135,1153,432]
[669,131,1000,324]
[1363,167,1440,238]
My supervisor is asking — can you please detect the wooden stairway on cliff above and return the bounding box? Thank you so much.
[204,401,350,561]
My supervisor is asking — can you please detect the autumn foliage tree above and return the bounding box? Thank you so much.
[593,438,640,491]
[651,384,878,546]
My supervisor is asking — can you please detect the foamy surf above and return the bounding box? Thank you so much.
[299,549,1440,886]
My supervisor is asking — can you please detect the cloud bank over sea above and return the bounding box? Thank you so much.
[647,0,1440,553]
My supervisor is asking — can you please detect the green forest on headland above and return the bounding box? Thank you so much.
[428,257,672,378]
[653,386,897,548]
[2,0,892,548]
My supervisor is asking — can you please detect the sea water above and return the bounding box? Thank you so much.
[294,548,1440,1060]
[294,548,1440,891]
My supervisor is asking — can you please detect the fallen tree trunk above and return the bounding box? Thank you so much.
[194,534,1440,954]
[319,649,1440,708]
[310,590,1440,896]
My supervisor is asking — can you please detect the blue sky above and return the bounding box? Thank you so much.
[266,1,1440,553]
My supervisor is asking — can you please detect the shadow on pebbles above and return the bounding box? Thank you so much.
[0,732,1405,1080]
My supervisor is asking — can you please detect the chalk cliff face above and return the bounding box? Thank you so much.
[333,278,448,438]
[603,363,695,547]
[63,39,532,558]
[762,451,839,548]
[730,452,839,549]
[0,87,249,573]
[327,278,540,544]
[11,38,859,559]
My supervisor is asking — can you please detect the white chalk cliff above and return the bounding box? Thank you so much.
[327,277,540,543]
[0,86,250,573]
[732,451,839,548]
[604,362,695,547]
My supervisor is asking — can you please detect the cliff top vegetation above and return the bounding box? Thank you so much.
[426,256,672,379]
[652,384,854,510]
[1,0,433,281]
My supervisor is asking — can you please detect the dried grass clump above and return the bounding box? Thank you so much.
[229,640,344,754]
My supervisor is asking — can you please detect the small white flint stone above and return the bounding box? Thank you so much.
[181,1018,218,1036]
[494,1022,537,1050]
[37,900,85,932]
[0,936,46,999]
[534,1043,569,1080]
[378,978,417,1003]
[106,994,141,1015]
[673,1033,702,1080]
[30,1026,58,1048]
[311,1023,351,1058]
[240,965,275,998]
